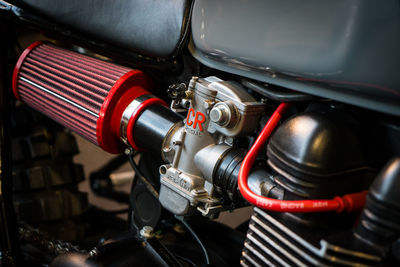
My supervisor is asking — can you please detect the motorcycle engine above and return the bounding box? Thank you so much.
[242,109,381,266]
[11,41,400,267]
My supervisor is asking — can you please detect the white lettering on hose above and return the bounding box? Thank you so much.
[280,203,305,209]
[312,201,329,208]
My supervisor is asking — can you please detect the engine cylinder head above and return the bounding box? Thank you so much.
[13,41,155,153]
[266,110,372,198]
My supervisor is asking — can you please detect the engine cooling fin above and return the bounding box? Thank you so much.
[241,207,381,267]
[12,41,153,153]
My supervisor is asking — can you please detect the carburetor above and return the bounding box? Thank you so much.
[11,42,264,217]
[159,77,265,216]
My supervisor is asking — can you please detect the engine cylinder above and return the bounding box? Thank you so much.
[12,41,155,153]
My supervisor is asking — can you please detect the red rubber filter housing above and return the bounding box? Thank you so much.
[13,41,153,153]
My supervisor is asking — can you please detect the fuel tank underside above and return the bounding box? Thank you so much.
[190,0,400,116]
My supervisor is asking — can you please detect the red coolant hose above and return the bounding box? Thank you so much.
[238,103,367,213]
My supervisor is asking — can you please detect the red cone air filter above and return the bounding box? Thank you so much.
[12,41,155,153]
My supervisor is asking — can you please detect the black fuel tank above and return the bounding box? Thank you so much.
[191,0,400,116]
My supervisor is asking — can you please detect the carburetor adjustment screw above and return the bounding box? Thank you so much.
[210,102,236,127]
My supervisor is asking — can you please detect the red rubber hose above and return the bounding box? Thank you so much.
[238,103,367,213]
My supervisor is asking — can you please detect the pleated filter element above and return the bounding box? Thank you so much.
[12,41,153,153]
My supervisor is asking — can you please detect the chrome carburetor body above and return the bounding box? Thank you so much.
[159,77,265,216]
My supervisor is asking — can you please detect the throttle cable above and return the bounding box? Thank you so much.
[176,216,210,265]
[126,150,159,199]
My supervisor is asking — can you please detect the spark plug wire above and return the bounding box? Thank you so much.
[238,103,367,213]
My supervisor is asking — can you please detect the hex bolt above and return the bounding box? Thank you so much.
[210,108,223,122]
[140,226,155,239]
[210,104,231,126]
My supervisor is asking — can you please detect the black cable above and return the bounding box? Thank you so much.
[175,254,196,267]
[242,78,316,102]
[129,161,139,192]
[126,151,140,230]
[176,217,210,265]
[127,152,208,264]
[127,153,159,199]
[89,154,130,203]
